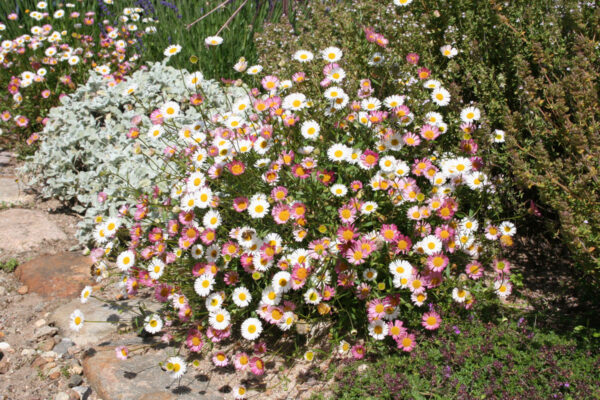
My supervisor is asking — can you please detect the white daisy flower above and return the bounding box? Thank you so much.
[241,317,263,341]
[232,286,252,308]
[293,50,314,62]
[148,259,165,280]
[432,87,451,106]
[271,271,292,294]
[304,288,321,305]
[163,44,182,57]
[116,250,135,271]
[80,286,93,303]
[205,35,223,46]
[460,106,481,123]
[70,310,84,331]
[194,273,215,297]
[330,183,348,197]
[209,308,231,330]
[327,143,350,162]
[144,314,163,334]
[368,319,388,340]
[165,356,186,379]
[300,120,320,140]
[321,46,342,62]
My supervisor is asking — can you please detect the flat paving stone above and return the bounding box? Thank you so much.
[0,209,67,255]
[82,341,223,400]
[0,177,34,205]
[15,252,93,299]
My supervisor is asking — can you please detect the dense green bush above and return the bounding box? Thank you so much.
[254,0,600,285]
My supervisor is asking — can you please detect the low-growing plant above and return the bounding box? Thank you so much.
[68,3,520,393]
[21,58,248,243]
[326,314,600,400]
[0,258,18,272]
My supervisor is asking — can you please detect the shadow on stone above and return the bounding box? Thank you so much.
[123,371,137,379]
[218,385,232,393]
[195,374,209,382]
[171,386,191,395]
[83,348,97,358]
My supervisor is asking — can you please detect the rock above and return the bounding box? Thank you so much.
[0,358,10,374]
[82,344,222,400]
[15,252,93,299]
[54,338,75,356]
[0,286,6,296]
[17,285,29,295]
[69,364,83,376]
[0,342,10,351]
[51,298,157,347]
[34,319,47,328]
[68,374,83,388]
[68,390,80,400]
[31,356,48,368]
[34,326,58,340]
[21,348,36,357]
[55,392,70,400]
[48,366,61,379]
[0,177,34,205]
[0,209,67,255]
[41,351,58,359]
[72,386,91,400]
[38,338,55,352]
[42,361,57,372]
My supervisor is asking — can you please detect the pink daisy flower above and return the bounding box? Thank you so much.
[351,344,366,360]
[388,320,407,340]
[115,346,129,360]
[212,351,229,367]
[154,284,171,302]
[396,333,417,352]
[367,298,389,321]
[186,330,204,352]
[465,261,483,280]
[422,311,441,331]
[233,197,248,212]
[426,253,449,273]
[346,245,367,265]
[249,356,265,375]
[402,131,421,146]
[359,150,379,170]
[234,352,250,371]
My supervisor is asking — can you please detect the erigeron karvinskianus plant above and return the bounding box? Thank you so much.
[74,9,516,391]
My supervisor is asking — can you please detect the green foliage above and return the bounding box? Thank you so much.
[327,315,600,400]
[0,258,18,272]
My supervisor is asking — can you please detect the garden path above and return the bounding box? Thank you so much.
[0,152,331,400]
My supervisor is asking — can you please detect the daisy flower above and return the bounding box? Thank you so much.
[148,259,165,280]
[360,201,378,215]
[70,309,84,331]
[293,50,314,62]
[321,46,342,62]
[163,44,182,57]
[361,97,381,111]
[452,287,469,303]
[362,268,377,281]
[194,273,215,297]
[161,101,180,119]
[144,314,163,334]
[499,221,517,236]
[420,235,443,255]
[116,250,135,271]
[205,35,223,46]
[431,87,451,106]
[394,0,413,6]
[247,65,263,75]
[300,120,320,140]
[147,125,164,140]
[330,183,348,197]
[460,106,481,123]
[440,44,458,58]
[272,271,292,293]
[327,143,350,162]
[304,288,322,305]
[248,195,270,219]
[165,356,186,379]
[304,350,315,361]
[80,286,93,303]
[282,93,306,110]
[323,86,345,100]
[233,385,248,399]
[397,333,416,352]
[241,317,263,341]
[115,346,129,360]
[278,311,295,331]
[368,319,388,340]
[209,308,231,330]
[422,311,441,330]
[494,280,512,298]
[493,129,505,143]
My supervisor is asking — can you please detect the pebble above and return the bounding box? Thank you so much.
[17,285,29,295]
[41,351,58,359]
[0,286,6,296]
[68,374,83,388]
[68,364,83,375]
[42,361,57,372]
[53,338,75,356]
[72,386,91,400]
[0,358,9,374]
[34,319,47,329]
[55,392,70,400]
[21,348,36,357]
[0,342,10,351]
[39,338,55,352]
[48,366,61,380]
[34,325,58,340]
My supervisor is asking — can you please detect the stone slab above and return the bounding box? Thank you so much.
[50,298,159,347]
[15,252,93,299]
[0,209,67,255]
[82,343,223,400]
[0,177,34,205]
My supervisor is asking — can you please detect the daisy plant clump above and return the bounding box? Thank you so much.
[82,24,516,385]
[0,1,157,146]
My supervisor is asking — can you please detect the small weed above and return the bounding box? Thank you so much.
[0,258,18,273]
